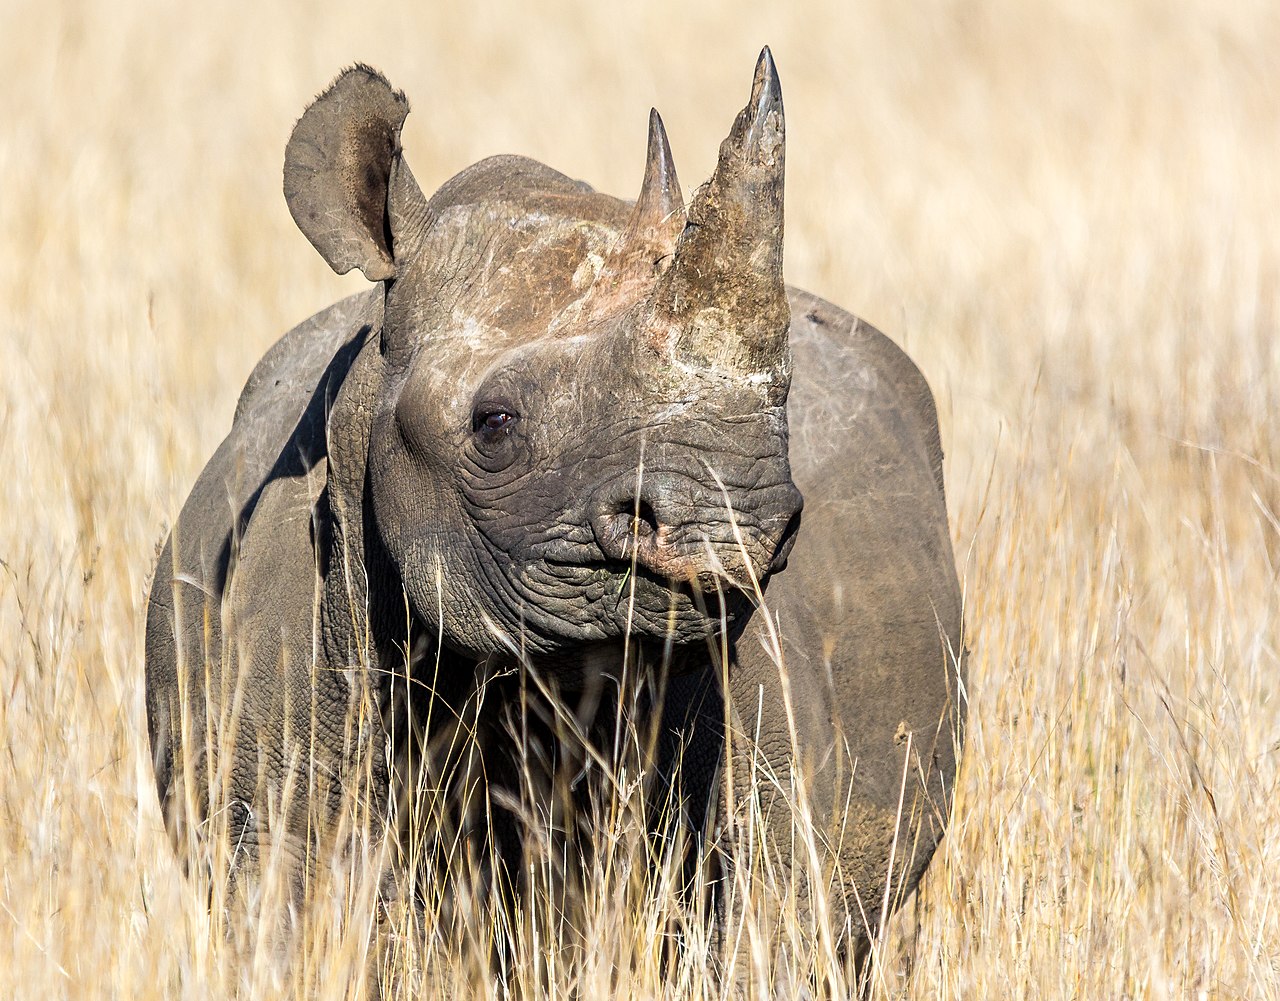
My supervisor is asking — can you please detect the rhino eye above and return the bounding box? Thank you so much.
[473,407,519,437]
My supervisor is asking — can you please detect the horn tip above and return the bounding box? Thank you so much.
[750,46,782,109]
[646,108,670,155]
[642,107,680,205]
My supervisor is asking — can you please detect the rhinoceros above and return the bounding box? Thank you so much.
[145,50,964,968]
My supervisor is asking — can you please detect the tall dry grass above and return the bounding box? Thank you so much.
[2,0,1278,997]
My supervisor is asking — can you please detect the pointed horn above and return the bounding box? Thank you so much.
[593,109,685,314]
[654,47,789,373]
[631,108,685,252]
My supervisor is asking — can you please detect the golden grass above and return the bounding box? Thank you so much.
[3,0,1279,996]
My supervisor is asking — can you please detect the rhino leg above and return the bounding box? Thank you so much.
[147,464,392,914]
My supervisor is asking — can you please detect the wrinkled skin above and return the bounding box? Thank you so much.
[145,53,964,971]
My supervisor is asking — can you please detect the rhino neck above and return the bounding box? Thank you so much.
[316,309,413,670]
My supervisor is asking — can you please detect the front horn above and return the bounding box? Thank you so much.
[652,47,789,374]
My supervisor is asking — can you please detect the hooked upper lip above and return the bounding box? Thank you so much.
[514,465,803,597]
[590,509,796,594]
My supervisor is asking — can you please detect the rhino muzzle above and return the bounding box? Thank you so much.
[587,469,802,592]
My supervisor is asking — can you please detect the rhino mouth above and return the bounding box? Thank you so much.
[587,523,799,595]
[537,554,756,633]
[585,471,803,595]
[543,549,770,599]
[504,491,800,647]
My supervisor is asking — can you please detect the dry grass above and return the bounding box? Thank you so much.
[3,0,1279,997]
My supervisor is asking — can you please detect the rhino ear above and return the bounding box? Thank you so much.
[284,65,426,281]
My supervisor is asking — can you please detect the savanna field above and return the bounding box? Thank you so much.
[2,1,1278,997]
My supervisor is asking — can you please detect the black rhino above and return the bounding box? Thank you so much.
[145,50,964,968]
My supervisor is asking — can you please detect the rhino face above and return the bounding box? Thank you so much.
[372,303,802,656]
[285,54,802,658]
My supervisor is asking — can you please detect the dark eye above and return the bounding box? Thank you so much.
[473,407,519,436]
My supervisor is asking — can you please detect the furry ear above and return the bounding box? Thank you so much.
[283,65,424,280]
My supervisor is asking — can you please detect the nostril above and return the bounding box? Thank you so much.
[590,479,681,563]
[625,498,660,538]
[611,497,660,545]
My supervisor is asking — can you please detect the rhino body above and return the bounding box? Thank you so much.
[145,54,963,965]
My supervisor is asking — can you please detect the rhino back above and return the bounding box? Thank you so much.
[727,287,963,912]
[144,289,381,823]
[780,286,962,764]
[786,289,946,502]
[232,289,383,459]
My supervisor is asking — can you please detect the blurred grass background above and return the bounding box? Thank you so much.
[2,0,1278,997]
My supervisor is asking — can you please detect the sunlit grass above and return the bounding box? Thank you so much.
[2,0,1279,997]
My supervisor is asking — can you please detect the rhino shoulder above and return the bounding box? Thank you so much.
[234,288,383,431]
[785,287,946,500]
[149,288,381,648]
[146,289,383,858]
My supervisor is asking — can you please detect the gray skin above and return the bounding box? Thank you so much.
[145,52,964,965]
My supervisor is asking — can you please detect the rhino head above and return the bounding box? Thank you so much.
[283,53,802,661]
